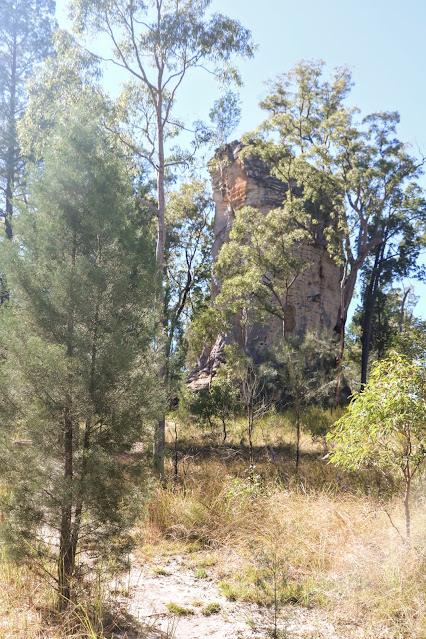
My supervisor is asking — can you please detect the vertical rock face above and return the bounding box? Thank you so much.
[188,142,342,391]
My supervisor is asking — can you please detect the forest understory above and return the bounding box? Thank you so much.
[1,413,424,639]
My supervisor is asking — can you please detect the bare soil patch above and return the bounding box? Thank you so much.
[116,555,358,639]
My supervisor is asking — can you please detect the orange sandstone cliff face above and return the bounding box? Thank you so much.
[188,142,342,391]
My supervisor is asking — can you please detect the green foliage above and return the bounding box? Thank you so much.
[269,333,338,407]
[328,352,426,540]
[263,333,338,471]
[209,90,242,145]
[327,354,426,475]
[303,405,346,443]
[194,568,208,579]
[241,60,349,265]
[0,0,57,153]
[19,29,103,163]
[224,346,270,462]
[164,179,214,390]
[224,466,266,503]
[70,0,254,85]
[214,59,425,410]
[69,0,254,473]
[185,306,225,370]
[0,104,161,604]
[391,316,426,360]
[187,370,239,440]
[349,285,426,373]
[239,60,425,337]
[70,0,254,177]
[215,205,307,331]
[0,0,56,238]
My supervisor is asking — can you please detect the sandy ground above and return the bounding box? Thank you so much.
[114,556,349,639]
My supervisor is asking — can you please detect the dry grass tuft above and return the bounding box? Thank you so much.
[0,548,132,638]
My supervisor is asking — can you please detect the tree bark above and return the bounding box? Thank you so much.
[70,236,101,573]
[154,101,167,475]
[248,409,254,465]
[334,233,383,403]
[399,286,411,333]
[4,31,17,242]
[360,246,383,388]
[0,31,17,304]
[404,473,411,545]
[58,230,76,610]
[58,392,74,610]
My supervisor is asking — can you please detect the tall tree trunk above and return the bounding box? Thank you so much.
[335,320,345,406]
[335,236,380,403]
[58,231,76,610]
[70,235,101,571]
[1,32,17,304]
[58,392,74,610]
[360,246,383,388]
[248,399,254,465]
[335,265,348,406]
[399,286,411,333]
[404,480,411,545]
[4,31,17,242]
[360,284,376,388]
[154,107,167,475]
[404,463,411,546]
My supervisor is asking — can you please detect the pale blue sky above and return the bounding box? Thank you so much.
[56,0,426,320]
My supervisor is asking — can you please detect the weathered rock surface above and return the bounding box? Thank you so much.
[188,142,342,391]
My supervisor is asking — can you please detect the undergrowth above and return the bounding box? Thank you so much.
[0,547,137,638]
[1,409,424,638]
[141,411,426,639]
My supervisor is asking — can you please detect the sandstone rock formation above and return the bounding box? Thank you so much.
[188,142,342,391]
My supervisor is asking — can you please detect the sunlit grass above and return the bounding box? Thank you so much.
[142,409,426,638]
[0,407,424,637]
[0,546,126,638]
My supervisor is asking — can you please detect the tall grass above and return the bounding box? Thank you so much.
[1,408,424,638]
[0,547,126,638]
[141,411,426,638]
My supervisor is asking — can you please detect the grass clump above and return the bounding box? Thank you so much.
[194,567,208,579]
[166,602,195,616]
[201,601,221,615]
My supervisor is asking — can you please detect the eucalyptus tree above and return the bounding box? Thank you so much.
[356,182,426,386]
[328,353,426,544]
[238,61,424,401]
[0,0,56,240]
[335,112,425,388]
[215,203,308,338]
[350,284,426,382]
[0,105,161,609]
[70,0,254,470]
[164,179,214,398]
